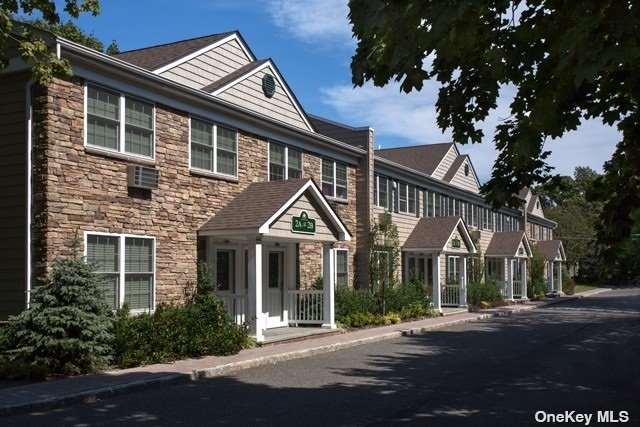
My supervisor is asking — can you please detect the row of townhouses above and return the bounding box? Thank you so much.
[0,27,565,341]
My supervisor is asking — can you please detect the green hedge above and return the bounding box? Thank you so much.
[113,293,250,368]
[467,279,503,307]
[335,282,437,328]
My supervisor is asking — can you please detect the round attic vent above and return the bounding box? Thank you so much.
[262,74,276,98]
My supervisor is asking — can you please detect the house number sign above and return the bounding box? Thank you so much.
[292,211,316,234]
[451,237,461,248]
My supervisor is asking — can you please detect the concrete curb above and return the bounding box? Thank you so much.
[0,288,610,417]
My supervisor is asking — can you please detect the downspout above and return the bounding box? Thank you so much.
[25,78,35,308]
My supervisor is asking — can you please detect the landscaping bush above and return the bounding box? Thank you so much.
[562,266,576,295]
[467,279,503,308]
[112,268,250,368]
[0,257,114,380]
[335,287,378,322]
[528,247,547,299]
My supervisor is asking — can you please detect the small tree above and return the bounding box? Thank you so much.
[528,247,547,299]
[369,212,401,314]
[467,235,485,285]
[2,238,113,378]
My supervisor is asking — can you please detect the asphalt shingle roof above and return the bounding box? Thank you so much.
[485,231,527,257]
[113,32,236,71]
[375,143,454,176]
[403,216,463,250]
[536,240,563,261]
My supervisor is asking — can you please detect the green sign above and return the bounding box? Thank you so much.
[292,211,316,234]
[452,237,461,248]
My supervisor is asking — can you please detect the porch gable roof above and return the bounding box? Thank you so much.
[485,231,532,258]
[403,216,476,253]
[198,178,351,241]
[536,240,566,261]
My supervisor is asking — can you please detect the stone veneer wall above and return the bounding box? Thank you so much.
[32,77,359,303]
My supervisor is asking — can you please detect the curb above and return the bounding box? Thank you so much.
[0,288,610,417]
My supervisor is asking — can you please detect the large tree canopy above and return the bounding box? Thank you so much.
[1,0,100,83]
[349,0,640,280]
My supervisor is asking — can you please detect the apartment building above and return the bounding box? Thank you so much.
[0,26,564,341]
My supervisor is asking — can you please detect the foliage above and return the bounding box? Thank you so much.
[528,247,547,299]
[112,273,249,369]
[0,256,114,379]
[467,279,503,308]
[562,266,576,295]
[1,1,102,84]
[369,212,401,313]
[335,281,437,328]
[348,2,640,266]
[467,243,485,286]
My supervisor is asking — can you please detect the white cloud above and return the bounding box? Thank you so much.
[321,81,620,183]
[264,0,352,46]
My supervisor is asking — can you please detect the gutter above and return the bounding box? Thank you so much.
[25,78,35,307]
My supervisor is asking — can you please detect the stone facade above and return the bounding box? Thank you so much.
[30,77,359,306]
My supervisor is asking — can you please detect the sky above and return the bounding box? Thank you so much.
[46,0,620,183]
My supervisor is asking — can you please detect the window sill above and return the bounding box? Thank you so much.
[326,196,349,205]
[85,146,156,165]
[190,168,239,183]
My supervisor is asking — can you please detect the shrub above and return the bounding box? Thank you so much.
[1,257,114,379]
[112,278,250,368]
[335,287,378,322]
[467,279,503,307]
[528,247,547,299]
[562,266,576,295]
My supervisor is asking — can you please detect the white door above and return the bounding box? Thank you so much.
[265,249,285,327]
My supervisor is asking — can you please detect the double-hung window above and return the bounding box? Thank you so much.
[86,84,154,158]
[322,159,347,199]
[334,249,348,287]
[269,142,302,180]
[398,183,408,212]
[190,118,238,176]
[86,233,155,312]
[375,175,389,209]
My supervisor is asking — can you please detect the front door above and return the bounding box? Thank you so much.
[265,250,285,327]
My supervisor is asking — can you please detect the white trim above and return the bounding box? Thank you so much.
[443,218,477,254]
[211,60,314,132]
[188,116,239,178]
[83,231,157,313]
[84,82,156,161]
[332,248,349,287]
[431,144,458,178]
[25,79,35,308]
[152,33,254,74]
[258,179,351,241]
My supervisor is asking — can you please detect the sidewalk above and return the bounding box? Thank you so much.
[0,288,608,417]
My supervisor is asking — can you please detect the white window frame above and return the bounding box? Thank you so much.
[333,248,349,287]
[84,83,156,160]
[447,255,461,285]
[84,231,156,313]
[375,175,390,209]
[268,141,303,181]
[189,116,238,177]
[321,158,348,200]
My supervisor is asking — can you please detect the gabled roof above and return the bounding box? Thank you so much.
[198,178,350,240]
[527,195,540,213]
[375,143,454,176]
[536,240,566,261]
[201,59,269,93]
[308,114,371,150]
[403,216,476,253]
[485,231,532,258]
[442,155,468,182]
[113,32,239,71]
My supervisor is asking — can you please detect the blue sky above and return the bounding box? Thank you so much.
[49,0,619,183]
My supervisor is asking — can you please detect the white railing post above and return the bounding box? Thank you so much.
[432,254,441,312]
[460,257,468,307]
[557,262,563,293]
[322,243,335,329]
[248,237,265,342]
[521,259,528,300]
[507,259,514,301]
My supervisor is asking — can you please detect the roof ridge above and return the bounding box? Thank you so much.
[116,31,236,55]
[376,142,453,151]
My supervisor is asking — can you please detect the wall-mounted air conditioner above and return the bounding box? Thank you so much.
[127,165,159,189]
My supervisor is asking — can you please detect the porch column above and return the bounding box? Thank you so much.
[432,254,441,312]
[507,259,514,300]
[248,236,265,342]
[460,256,468,307]
[322,242,336,329]
[548,262,554,293]
[521,259,528,300]
[557,262,563,293]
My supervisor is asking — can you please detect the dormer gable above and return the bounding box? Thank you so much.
[442,155,481,194]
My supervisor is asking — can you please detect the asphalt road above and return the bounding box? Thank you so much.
[5,288,640,426]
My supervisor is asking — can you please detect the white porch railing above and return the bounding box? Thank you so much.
[498,281,509,298]
[287,290,324,324]
[513,280,524,298]
[441,284,461,306]
[220,294,247,325]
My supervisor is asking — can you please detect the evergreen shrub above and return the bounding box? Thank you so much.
[0,258,114,379]
[467,279,503,307]
[562,266,576,295]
